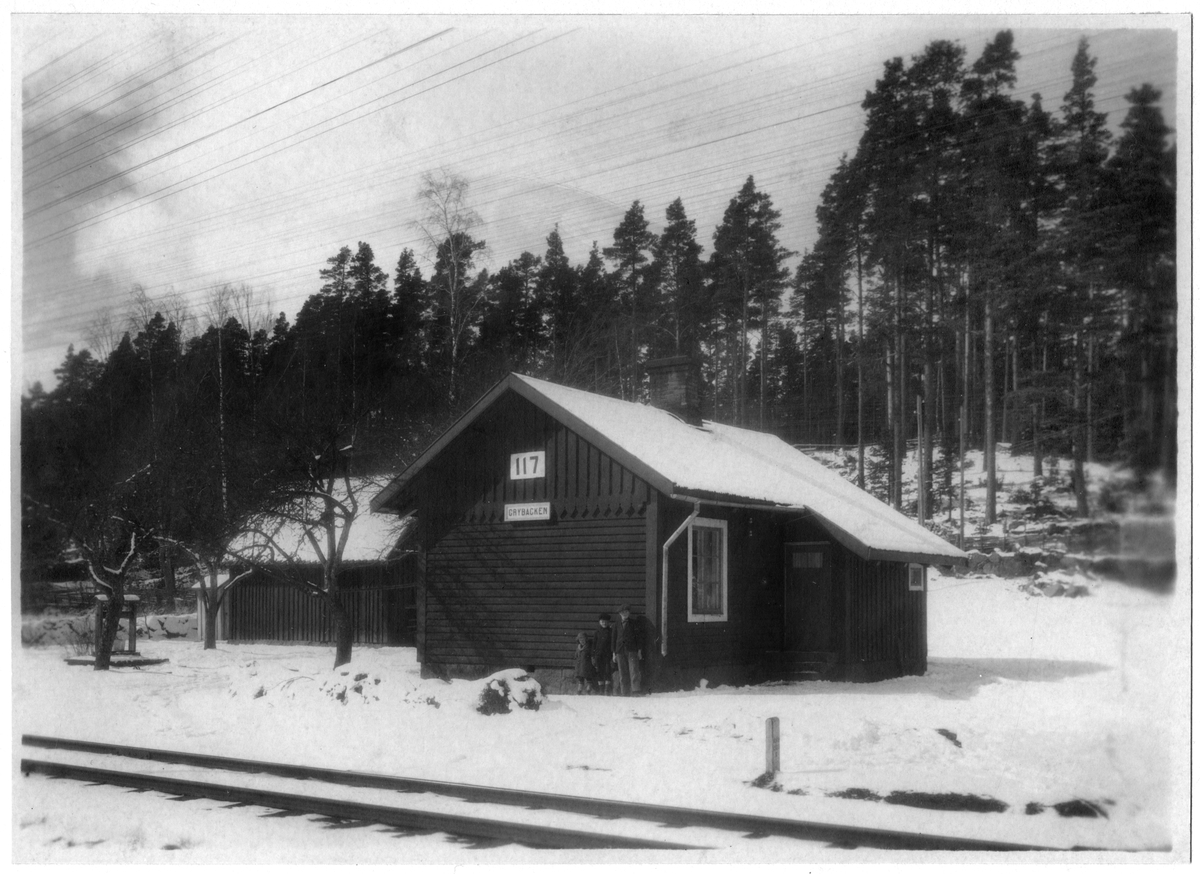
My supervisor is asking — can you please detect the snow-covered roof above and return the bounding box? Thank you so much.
[374,373,965,565]
[232,479,414,565]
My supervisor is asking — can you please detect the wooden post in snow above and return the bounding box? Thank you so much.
[765,717,780,774]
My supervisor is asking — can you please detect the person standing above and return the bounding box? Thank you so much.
[612,604,642,696]
[592,613,615,696]
[573,631,596,694]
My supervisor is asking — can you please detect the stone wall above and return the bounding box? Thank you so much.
[21,612,199,648]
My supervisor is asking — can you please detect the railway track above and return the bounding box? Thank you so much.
[22,734,1069,853]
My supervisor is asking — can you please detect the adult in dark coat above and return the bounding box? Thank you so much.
[612,604,643,696]
[592,613,615,696]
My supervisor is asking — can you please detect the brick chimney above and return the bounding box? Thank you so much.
[645,356,702,426]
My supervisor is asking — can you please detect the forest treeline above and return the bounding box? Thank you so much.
[21,32,1175,664]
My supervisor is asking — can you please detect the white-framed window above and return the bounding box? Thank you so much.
[688,517,728,622]
[908,564,926,592]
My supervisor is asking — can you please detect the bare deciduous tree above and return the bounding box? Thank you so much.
[413,169,487,401]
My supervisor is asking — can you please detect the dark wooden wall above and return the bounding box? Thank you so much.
[657,507,925,681]
[842,554,926,677]
[226,562,415,645]
[404,391,651,672]
[658,501,785,672]
[424,517,646,670]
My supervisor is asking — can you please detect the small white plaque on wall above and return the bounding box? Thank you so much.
[504,502,551,522]
[509,451,546,480]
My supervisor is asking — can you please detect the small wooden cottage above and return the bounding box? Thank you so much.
[372,360,965,689]
[209,488,417,646]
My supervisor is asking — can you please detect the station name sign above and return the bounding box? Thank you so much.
[504,502,551,522]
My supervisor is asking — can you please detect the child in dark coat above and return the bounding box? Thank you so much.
[592,613,615,696]
[574,631,596,694]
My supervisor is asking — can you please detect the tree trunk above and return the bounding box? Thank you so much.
[1011,339,1020,448]
[984,291,996,525]
[856,244,865,488]
[1161,324,1176,478]
[958,288,970,547]
[800,320,809,441]
[203,566,221,649]
[835,307,845,446]
[1000,335,1010,443]
[1086,333,1095,463]
[891,342,902,510]
[760,296,768,431]
[885,343,893,431]
[916,395,926,523]
[203,595,218,650]
[856,352,865,489]
[1073,335,1089,518]
[740,279,749,426]
[1032,403,1043,478]
[896,333,906,510]
[93,588,123,671]
[161,543,177,612]
[330,597,354,668]
[922,362,934,522]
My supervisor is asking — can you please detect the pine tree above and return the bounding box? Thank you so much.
[538,228,582,381]
[1098,84,1176,478]
[479,251,544,372]
[958,30,1031,524]
[393,248,429,377]
[651,198,707,361]
[604,201,658,399]
[709,177,792,427]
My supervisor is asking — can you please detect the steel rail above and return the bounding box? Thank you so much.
[20,758,703,851]
[22,734,1068,852]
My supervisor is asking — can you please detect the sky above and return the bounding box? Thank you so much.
[15,12,1185,392]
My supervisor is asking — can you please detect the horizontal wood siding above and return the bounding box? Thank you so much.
[401,390,654,671]
[227,563,415,645]
[661,502,783,671]
[842,554,926,674]
[424,516,646,669]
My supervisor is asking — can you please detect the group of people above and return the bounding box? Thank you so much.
[573,604,645,696]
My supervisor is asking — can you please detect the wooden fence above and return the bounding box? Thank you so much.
[226,560,415,646]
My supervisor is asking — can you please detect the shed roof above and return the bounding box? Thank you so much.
[373,373,966,565]
[232,479,414,565]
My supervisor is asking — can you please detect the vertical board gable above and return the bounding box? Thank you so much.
[411,390,651,532]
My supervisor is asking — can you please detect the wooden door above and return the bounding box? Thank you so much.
[784,543,833,651]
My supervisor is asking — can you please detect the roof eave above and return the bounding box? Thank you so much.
[666,492,966,566]
[507,376,677,498]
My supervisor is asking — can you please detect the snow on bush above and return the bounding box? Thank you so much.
[475,669,544,715]
[227,660,445,710]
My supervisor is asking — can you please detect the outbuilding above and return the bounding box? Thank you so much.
[209,489,417,646]
[372,359,966,690]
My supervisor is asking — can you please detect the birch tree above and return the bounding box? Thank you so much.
[414,169,487,402]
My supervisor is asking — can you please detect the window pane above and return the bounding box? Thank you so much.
[792,551,822,568]
[692,525,724,615]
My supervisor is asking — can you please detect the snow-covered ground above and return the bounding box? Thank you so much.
[12,565,1187,863]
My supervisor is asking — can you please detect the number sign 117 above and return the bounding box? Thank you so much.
[510,451,545,480]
